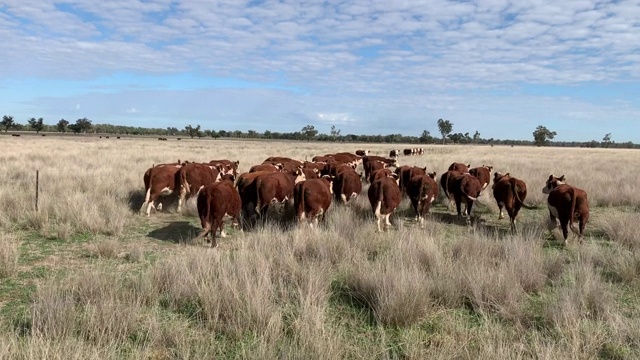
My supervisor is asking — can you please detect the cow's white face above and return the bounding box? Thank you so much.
[295,171,306,183]
[542,175,565,194]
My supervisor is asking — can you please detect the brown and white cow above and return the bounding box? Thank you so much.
[294,176,333,228]
[368,176,402,232]
[177,163,222,213]
[209,159,240,176]
[195,178,241,248]
[492,172,536,232]
[236,170,273,218]
[406,172,439,228]
[439,170,462,211]
[250,163,282,173]
[389,149,400,158]
[369,168,394,184]
[451,173,483,224]
[542,175,589,244]
[301,167,320,180]
[254,169,306,220]
[363,159,387,183]
[396,165,427,194]
[448,162,471,173]
[403,148,413,156]
[140,162,183,216]
[469,165,493,194]
[355,149,370,156]
[334,168,363,205]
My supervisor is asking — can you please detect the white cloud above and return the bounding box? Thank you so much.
[126,107,140,113]
[0,0,639,141]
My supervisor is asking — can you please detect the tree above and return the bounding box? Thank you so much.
[184,124,201,139]
[532,125,557,147]
[57,119,69,133]
[68,118,92,134]
[301,125,318,142]
[473,131,481,143]
[330,125,341,140]
[602,133,612,148]
[28,117,45,133]
[419,130,433,143]
[437,119,453,144]
[1,115,14,132]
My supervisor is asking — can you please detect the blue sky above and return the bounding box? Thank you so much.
[1,0,639,142]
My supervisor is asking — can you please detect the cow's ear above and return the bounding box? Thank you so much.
[559,175,565,181]
[467,164,471,168]
[505,173,510,177]
[235,160,240,166]
[548,174,554,181]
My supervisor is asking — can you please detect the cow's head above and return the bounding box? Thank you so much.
[542,174,565,194]
[428,171,437,179]
[220,174,235,183]
[483,165,494,172]
[321,174,334,194]
[294,169,306,183]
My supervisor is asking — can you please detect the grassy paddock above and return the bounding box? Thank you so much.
[0,136,639,359]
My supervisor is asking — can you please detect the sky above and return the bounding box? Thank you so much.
[1,0,639,142]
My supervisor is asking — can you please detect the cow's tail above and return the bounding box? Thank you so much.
[569,187,578,233]
[295,184,305,221]
[140,177,152,213]
[180,168,191,195]
[374,182,384,216]
[460,178,477,201]
[511,178,537,209]
[254,177,263,217]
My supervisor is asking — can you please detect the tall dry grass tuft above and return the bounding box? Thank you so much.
[30,268,154,348]
[0,232,19,278]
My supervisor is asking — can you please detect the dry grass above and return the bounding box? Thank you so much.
[0,232,19,278]
[0,136,639,358]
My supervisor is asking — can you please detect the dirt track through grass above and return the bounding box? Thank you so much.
[1,135,639,359]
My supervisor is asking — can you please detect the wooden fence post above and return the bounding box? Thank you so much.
[35,170,39,212]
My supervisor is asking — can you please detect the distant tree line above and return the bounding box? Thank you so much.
[1,114,638,149]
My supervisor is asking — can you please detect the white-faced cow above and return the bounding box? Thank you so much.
[140,162,183,216]
[542,175,589,245]
[469,165,493,194]
[450,173,483,224]
[294,176,333,228]
[368,176,402,232]
[406,172,439,228]
[492,172,536,232]
[195,177,241,248]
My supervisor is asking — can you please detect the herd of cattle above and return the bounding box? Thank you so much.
[140,150,589,247]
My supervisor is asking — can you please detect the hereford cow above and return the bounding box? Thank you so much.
[448,162,471,173]
[492,172,536,232]
[177,163,222,213]
[140,162,183,216]
[406,172,439,227]
[250,163,281,173]
[209,159,240,176]
[195,179,241,248]
[469,165,493,193]
[264,157,303,168]
[236,170,272,218]
[439,170,462,211]
[355,149,370,156]
[403,148,413,156]
[363,160,387,183]
[450,173,483,223]
[542,175,589,244]
[396,165,427,194]
[369,168,394,184]
[334,168,363,205]
[364,155,397,168]
[389,149,400,158]
[254,169,306,221]
[302,167,320,180]
[294,177,333,227]
[368,176,402,232]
